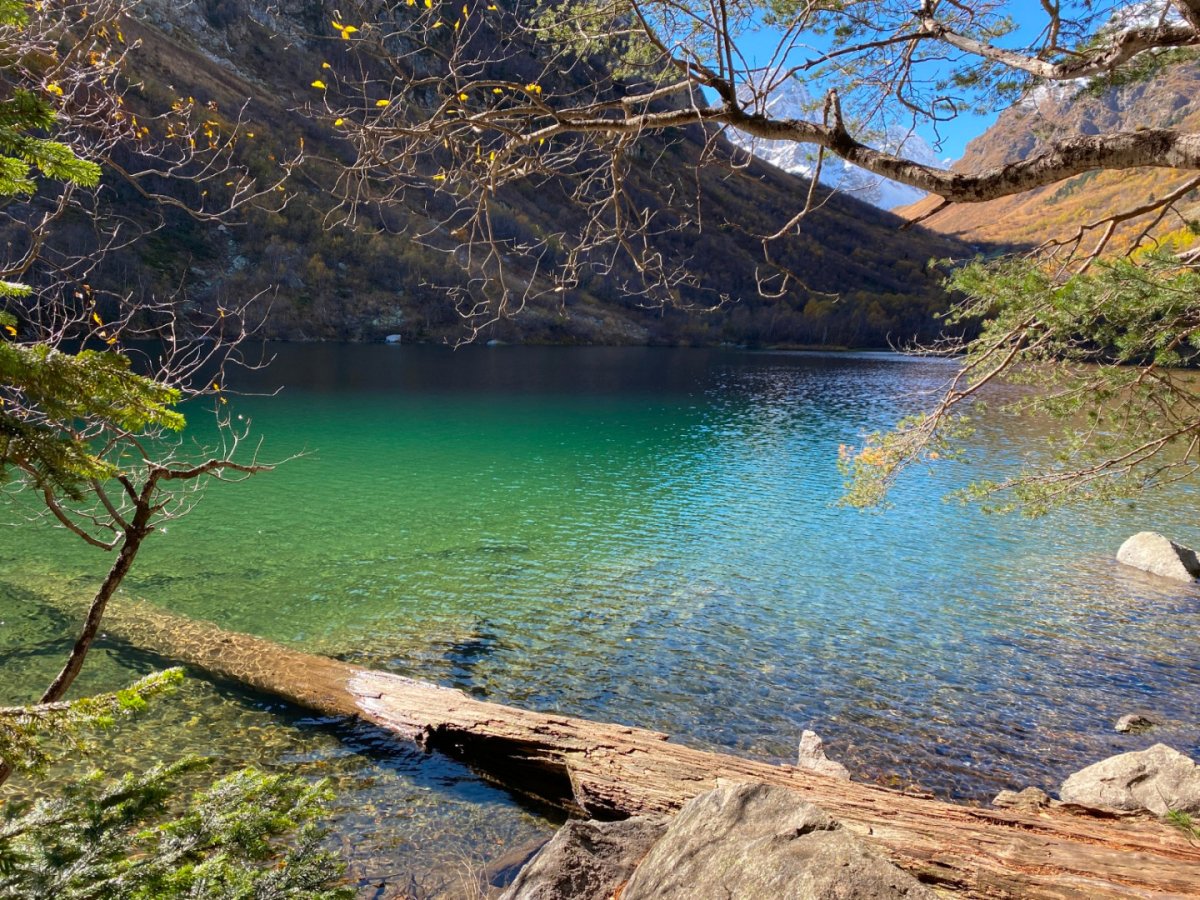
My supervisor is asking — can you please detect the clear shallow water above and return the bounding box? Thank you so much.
[3,345,1200,893]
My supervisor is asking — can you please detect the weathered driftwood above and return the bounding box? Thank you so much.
[99,599,1200,899]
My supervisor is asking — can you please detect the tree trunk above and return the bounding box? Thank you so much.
[95,598,1200,900]
[40,513,150,704]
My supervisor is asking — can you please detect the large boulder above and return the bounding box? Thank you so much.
[796,730,851,780]
[1060,744,1200,816]
[620,782,934,900]
[499,817,666,900]
[1116,532,1200,582]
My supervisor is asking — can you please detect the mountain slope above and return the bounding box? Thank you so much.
[100,0,969,346]
[896,65,1200,251]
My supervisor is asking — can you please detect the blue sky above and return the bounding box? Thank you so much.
[727,0,1080,161]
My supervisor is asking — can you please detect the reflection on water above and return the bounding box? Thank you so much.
[3,346,1199,893]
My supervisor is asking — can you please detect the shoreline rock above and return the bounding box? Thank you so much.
[1060,744,1200,816]
[621,783,934,900]
[1116,532,1200,582]
[498,817,666,900]
[502,783,935,900]
[796,729,851,780]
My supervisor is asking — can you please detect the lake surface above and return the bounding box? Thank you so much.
[3,345,1200,894]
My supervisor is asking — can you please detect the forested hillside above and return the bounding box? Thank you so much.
[64,0,970,347]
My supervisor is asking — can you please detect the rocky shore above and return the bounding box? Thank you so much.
[482,527,1200,899]
[487,739,1200,900]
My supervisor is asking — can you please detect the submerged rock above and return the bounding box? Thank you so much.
[499,817,666,900]
[1115,713,1159,734]
[1116,532,1200,582]
[620,782,934,900]
[796,729,851,780]
[1060,744,1200,816]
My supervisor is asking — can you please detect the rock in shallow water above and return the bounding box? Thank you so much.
[1116,532,1200,582]
[797,729,851,780]
[1060,744,1200,816]
[620,782,934,900]
[1114,713,1159,734]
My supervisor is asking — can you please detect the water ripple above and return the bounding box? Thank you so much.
[4,346,1199,889]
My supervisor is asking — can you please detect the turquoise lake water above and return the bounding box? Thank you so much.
[3,345,1199,894]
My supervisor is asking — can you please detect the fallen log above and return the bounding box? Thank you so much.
[97,599,1200,899]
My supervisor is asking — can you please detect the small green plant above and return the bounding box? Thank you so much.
[1165,809,1200,841]
[0,671,352,899]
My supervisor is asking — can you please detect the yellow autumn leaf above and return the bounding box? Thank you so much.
[331,19,345,30]
[424,0,432,7]
[3,325,16,336]
[432,19,443,26]
[312,79,327,89]
[212,381,221,391]
[492,87,503,94]
[340,24,358,38]
[432,173,446,181]
[91,312,103,325]
[322,61,331,69]
[458,92,468,101]
[45,82,63,96]
[375,98,390,107]
[334,117,345,126]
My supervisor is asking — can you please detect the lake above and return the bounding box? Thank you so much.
[3,345,1199,894]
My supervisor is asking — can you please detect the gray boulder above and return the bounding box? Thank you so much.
[620,782,934,900]
[1060,744,1200,816]
[797,730,851,780]
[1116,532,1200,582]
[499,817,666,900]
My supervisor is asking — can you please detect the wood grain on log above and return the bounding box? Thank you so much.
[98,599,1200,899]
